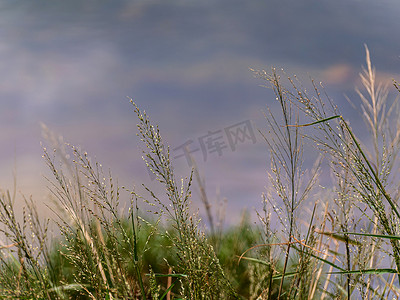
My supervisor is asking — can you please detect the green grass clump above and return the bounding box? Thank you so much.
[1,46,400,299]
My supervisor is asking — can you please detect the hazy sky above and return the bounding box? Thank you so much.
[1,0,400,224]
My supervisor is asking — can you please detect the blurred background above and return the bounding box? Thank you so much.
[1,0,400,225]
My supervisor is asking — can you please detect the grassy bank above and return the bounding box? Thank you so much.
[1,47,400,299]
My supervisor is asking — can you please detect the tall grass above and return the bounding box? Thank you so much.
[132,100,237,299]
[0,47,399,299]
[252,45,400,299]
